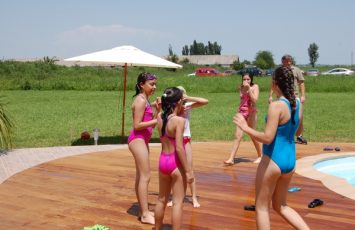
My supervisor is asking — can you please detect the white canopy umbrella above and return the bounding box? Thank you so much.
[64,45,182,142]
[64,45,182,68]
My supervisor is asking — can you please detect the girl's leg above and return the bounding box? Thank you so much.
[185,142,200,208]
[155,173,172,230]
[171,168,186,230]
[247,112,262,163]
[255,156,280,230]
[272,172,310,230]
[128,139,154,224]
[224,124,244,165]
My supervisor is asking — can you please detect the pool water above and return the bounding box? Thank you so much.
[314,156,355,186]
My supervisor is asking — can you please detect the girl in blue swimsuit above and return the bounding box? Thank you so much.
[234,66,310,230]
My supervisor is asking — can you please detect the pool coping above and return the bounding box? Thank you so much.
[296,151,355,200]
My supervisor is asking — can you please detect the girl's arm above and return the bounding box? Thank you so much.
[248,84,259,104]
[184,95,208,109]
[132,98,157,131]
[234,102,281,144]
[175,117,194,183]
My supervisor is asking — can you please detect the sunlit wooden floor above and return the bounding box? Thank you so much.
[0,142,355,229]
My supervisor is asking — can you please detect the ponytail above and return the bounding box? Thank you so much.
[160,88,183,136]
[274,66,297,124]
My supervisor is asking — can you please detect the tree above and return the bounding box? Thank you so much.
[254,51,275,69]
[232,60,244,70]
[308,43,319,67]
[168,44,173,56]
[183,40,222,55]
[0,96,14,151]
[167,44,179,64]
[182,45,189,55]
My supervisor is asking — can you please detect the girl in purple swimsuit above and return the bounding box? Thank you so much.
[154,87,194,230]
[128,72,159,225]
[224,73,262,165]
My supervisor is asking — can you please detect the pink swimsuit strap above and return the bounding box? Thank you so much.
[238,89,257,119]
[127,98,154,144]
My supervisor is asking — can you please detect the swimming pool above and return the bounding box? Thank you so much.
[314,156,355,186]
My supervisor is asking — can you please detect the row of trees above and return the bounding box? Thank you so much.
[181,40,222,55]
[169,41,320,69]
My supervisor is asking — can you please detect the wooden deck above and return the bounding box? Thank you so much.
[0,142,355,229]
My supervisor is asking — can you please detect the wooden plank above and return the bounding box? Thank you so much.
[0,142,354,229]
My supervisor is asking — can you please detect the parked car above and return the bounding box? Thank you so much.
[223,69,238,76]
[305,69,320,76]
[195,67,222,77]
[238,67,263,76]
[265,68,274,76]
[321,68,354,76]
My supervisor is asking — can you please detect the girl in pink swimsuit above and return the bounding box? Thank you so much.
[224,73,262,165]
[154,87,194,230]
[238,88,257,119]
[159,124,181,175]
[127,99,153,144]
[128,72,159,225]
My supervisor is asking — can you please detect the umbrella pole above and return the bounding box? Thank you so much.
[121,63,128,143]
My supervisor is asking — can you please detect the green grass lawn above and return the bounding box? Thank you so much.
[1,61,354,148]
[3,90,355,148]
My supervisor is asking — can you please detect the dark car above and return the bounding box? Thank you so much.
[238,67,263,76]
[223,69,238,76]
[265,68,274,76]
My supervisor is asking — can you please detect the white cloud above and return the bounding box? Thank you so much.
[55,24,171,58]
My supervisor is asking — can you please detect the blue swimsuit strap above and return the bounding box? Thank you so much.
[279,97,291,110]
[279,97,299,116]
[278,97,299,141]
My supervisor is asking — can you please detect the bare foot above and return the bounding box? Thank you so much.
[224,159,234,165]
[167,200,173,207]
[253,157,261,164]
[192,198,200,208]
[138,210,155,217]
[140,212,155,225]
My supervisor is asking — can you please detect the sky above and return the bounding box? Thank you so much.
[1,0,355,65]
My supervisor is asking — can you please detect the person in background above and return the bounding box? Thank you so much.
[154,87,194,230]
[269,54,307,144]
[235,66,309,230]
[128,72,160,225]
[224,73,262,165]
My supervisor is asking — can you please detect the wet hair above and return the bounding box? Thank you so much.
[133,72,157,97]
[160,87,183,136]
[241,72,254,86]
[273,66,297,124]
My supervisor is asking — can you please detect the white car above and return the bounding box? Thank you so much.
[321,68,354,76]
[306,69,320,76]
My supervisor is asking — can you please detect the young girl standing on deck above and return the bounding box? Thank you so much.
[128,72,159,225]
[154,87,194,230]
[234,66,310,230]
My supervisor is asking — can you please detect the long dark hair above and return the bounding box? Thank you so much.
[133,72,157,97]
[274,66,296,124]
[160,87,183,136]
